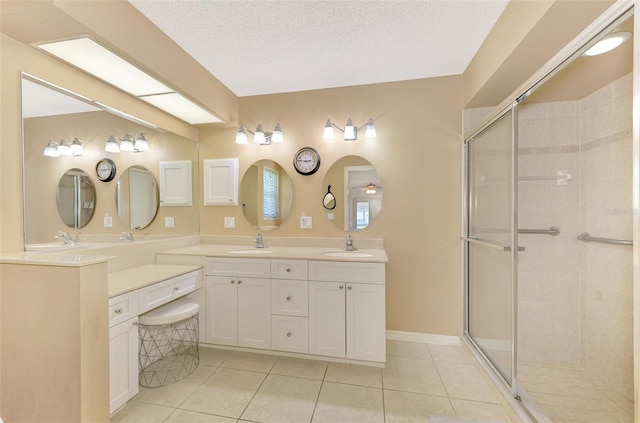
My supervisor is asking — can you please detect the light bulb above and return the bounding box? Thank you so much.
[57,140,71,156]
[120,134,134,152]
[235,127,248,145]
[43,141,60,157]
[323,119,334,139]
[70,138,84,156]
[365,117,376,139]
[253,124,267,144]
[134,133,149,151]
[271,123,284,143]
[344,118,356,140]
[105,136,120,152]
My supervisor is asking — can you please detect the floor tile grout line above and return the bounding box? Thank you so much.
[308,359,330,423]
[237,356,279,421]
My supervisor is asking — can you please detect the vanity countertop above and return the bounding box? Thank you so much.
[0,252,113,267]
[108,264,202,297]
[157,244,388,263]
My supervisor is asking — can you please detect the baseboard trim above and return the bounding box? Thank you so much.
[386,330,461,346]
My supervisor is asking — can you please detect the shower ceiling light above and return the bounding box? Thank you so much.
[583,31,632,56]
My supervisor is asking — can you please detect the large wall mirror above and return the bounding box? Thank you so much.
[323,155,383,231]
[21,74,199,247]
[239,159,293,230]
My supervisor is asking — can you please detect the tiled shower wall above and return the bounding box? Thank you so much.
[517,73,633,399]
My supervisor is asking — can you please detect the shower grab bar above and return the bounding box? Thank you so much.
[471,226,560,236]
[518,226,560,236]
[462,236,525,252]
[518,170,572,185]
[577,232,632,246]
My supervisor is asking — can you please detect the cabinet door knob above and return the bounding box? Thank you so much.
[238,280,243,284]
[347,286,352,290]
[132,321,139,326]
[114,308,123,314]
[286,331,292,337]
[339,285,344,290]
[286,268,291,272]
[231,280,236,284]
[174,286,180,291]
[286,296,291,301]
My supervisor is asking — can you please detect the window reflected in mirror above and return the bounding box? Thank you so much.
[240,160,292,230]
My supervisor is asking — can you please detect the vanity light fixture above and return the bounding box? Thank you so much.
[134,133,149,151]
[33,36,224,125]
[57,139,72,156]
[70,138,84,156]
[105,135,120,153]
[43,141,60,157]
[324,117,376,141]
[583,31,632,56]
[235,123,284,145]
[119,134,135,152]
[105,134,150,153]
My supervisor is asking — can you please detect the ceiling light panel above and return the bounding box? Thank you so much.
[36,37,172,96]
[140,93,223,124]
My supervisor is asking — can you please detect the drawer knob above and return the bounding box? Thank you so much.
[238,280,243,284]
[174,286,180,291]
[339,285,344,290]
[286,296,291,301]
[347,286,352,290]
[286,268,291,272]
[132,321,139,326]
[231,280,235,284]
[286,331,292,337]
[114,308,123,314]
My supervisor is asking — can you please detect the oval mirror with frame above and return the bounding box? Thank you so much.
[116,165,159,230]
[56,168,96,229]
[323,155,383,231]
[239,159,293,230]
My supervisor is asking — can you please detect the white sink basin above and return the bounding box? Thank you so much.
[228,249,274,254]
[322,251,374,258]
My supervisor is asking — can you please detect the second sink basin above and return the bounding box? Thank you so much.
[322,251,374,258]
[228,249,273,254]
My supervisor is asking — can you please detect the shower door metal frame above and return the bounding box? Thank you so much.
[462,1,636,418]
[462,101,520,399]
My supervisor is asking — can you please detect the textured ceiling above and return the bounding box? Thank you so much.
[128,0,509,97]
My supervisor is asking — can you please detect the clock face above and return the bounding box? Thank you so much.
[293,147,320,175]
[96,158,116,182]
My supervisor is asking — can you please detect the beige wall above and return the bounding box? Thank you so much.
[198,78,464,334]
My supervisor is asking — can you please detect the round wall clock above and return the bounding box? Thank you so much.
[293,147,321,175]
[95,158,116,182]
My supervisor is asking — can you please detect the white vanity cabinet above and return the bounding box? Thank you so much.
[308,261,386,363]
[205,257,271,348]
[108,291,139,414]
[270,259,309,353]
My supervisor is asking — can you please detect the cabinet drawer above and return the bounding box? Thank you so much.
[271,315,308,353]
[309,261,385,284]
[138,270,200,314]
[109,291,139,328]
[271,259,308,280]
[206,257,270,278]
[271,279,308,317]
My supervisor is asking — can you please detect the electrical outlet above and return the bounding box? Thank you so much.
[224,217,235,228]
[300,216,312,228]
[165,217,175,228]
[103,215,113,228]
[327,212,334,220]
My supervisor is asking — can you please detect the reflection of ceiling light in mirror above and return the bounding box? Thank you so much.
[365,183,377,194]
[235,127,249,144]
[271,123,284,143]
[583,31,632,56]
[34,37,223,125]
[43,141,59,157]
[105,136,120,153]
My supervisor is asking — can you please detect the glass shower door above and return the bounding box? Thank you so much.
[464,107,518,391]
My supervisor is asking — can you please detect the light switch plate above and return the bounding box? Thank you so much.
[224,217,235,228]
[103,215,113,227]
[300,216,312,228]
[165,217,175,228]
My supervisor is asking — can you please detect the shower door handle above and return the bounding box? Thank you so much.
[462,236,525,252]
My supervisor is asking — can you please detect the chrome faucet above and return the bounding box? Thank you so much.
[255,233,268,248]
[55,230,75,245]
[344,235,358,251]
[121,232,135,242]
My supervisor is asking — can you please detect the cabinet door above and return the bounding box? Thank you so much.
[346,283,386,362]
[206,276,238,345]
[109,317,139,414]
[203,158,238,205]
[237,278,271,349]
[159,160,192,206]
[309,281,345,358]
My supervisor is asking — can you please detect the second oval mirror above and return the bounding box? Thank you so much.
[116,165,159,230]
[323,155,383,231]
[240,160,293,230]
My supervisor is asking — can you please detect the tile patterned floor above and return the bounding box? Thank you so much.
[111,340,521,423]
[518,360,634,423]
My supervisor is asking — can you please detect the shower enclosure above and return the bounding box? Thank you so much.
[463,5,636,422]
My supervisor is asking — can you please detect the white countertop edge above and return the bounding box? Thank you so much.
[108,264,203,298]
[0,253,115,267]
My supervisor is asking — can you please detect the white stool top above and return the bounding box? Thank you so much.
[139,298,199,326]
